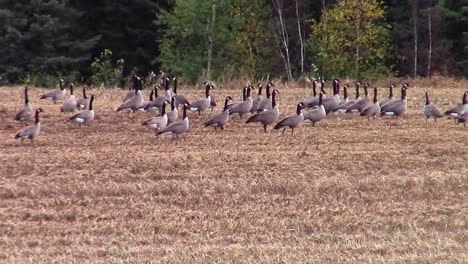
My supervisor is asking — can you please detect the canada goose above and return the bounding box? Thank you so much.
[142,100,169,134]
[346,82,370,113]
[210,95,217,111]
[39,79,66,104]
[166,96,178,125]
[204,96,233,130]
[274,102,305,135]
[15,86,34,123]
[188,82,214,115]
[322,79,340,113]
[117,76,144,112]
[136,89,156,112]
[445,91,468,119]
[172,77,190,108]
[77,87,89,110]
[336,84,353,113]
[379,84,395,109]
[229,86,254,119]
[301,79,319,107]
[246,89,280,132]
[380,84,408,117]
[360,87,380,119]
[250,83,264,113]
[60,83,78,112]
[158,104,190,138]
[457,111,467,126]
[226,87,246,111]
[15,108,44,144]
[256,82,274,112]
[304,92,326,126]
[68,95,96,128]
[304,80,328,109]
[423,91,443,122]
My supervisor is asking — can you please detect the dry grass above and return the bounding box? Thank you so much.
[0,78,467,263]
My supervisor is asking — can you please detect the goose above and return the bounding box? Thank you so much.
[136,89,156,112]
[188,82,214,115]
[210,95,217,111]
[445,91,468,119]
[304,80,328,108]
[256,82,274,112]
[380,84,408,118]
[15,108,44,144]
[301,79,319,107]
[346,82,369,113]
[117,76,144,112]
[157,104,190,138]
[60,83,78,112]
[304,92,326,126]
[204,96,233,130]
[142,100,169,134]
[250,83,264,113]
[226,87,246,111]
[229,85,254,119]
[77,87,89,110]
[15,86,34,123]
[68,95,96,128]
[166,96,178,125]
[336,84,353,113]
[360,87,380,119]
[246,89,280,132]
[123,77,138,102]
[322,79,340,113]
[423,91,443,122]
[39,79,66,104]
[379,84,395,109]
[274,102,305,135]
[172,77,190,108]
[457,111,467,127]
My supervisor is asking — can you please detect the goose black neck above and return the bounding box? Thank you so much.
[335,82,340,95]
[25,87,29,104]
[35,110,40,124]
[343,86,348,99]
[389,86,393,98]
[364,85,368,96]
[401,88,407,100]
[266,85,271,98]
[171,97,176,110]
[70,85,74,95]
[373,88,378,103]
[258,84,262,95]
[463,93,467,104]
[312,81,317,96]
[183,104,187,119]
[89,96,94,110]
[83,88,87,99]
[242,87,246,101]
[150,90,154,101]
[272,91,277,108]
[296,103,302,115]
[425,92,430,105]
[319,92,323,105]
[247,87,252,98]
[223,97,230,111]
[161,101,167,115]
[173,78,178,94]
[320,81,325,92]
[155,87,159,98]
[356,84,360,98]
[205,84,211,98]
[165,78,170,91]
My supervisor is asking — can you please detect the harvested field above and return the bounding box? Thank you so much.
[0,79,467,263]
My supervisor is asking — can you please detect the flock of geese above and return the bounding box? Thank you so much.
[11,75,468,144]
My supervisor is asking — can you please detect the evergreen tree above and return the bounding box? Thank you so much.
[0,0,100,82]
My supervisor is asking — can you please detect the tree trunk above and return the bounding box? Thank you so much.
[206,1,216,80]
[412,0,418,78]
[295,0,305,73]
[427,2,432,77]
[272,0,293,82]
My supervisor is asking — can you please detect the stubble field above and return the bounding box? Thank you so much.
[0,78,467,263]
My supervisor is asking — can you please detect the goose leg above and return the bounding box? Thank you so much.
[291,128,294,135]
[282,128,286,135]
[263,124,267,133]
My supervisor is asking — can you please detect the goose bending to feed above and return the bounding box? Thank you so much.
[77,87,89,110]
[172,77,190,108]
[346,82,370,113]
[117,76,144,112]
[445,91,468,119]
[188,82,214,115]
[15,86,34,123]
[250,83,264,113]
[158,104,190,138]
[423,91,443,122]
[380,84,408,118]
[256,82,274,112]
[15,108,44,144]
[60,83,78,112]
[274,102,305,135]
[136,88,156,112]
[379,84,395,109]
[39,79,66,104]
[142,100,169,134]
[68,95,96,128]
[304,92,326,126]
[246,89,280,132]
[360,87,380,119]
[204,96,233,130]
[229,86,254,119]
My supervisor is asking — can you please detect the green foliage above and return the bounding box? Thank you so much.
[309,0,394,80]
[89,49,124,87]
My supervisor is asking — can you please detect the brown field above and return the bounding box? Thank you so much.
[0,78,467,263]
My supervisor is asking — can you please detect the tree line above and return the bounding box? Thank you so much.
[0,0,466,86]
